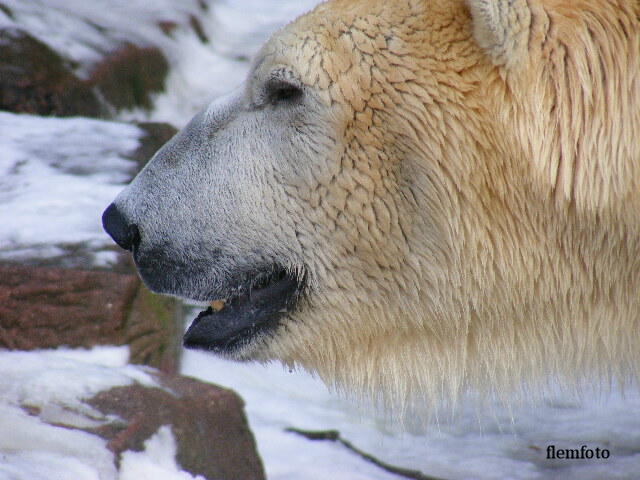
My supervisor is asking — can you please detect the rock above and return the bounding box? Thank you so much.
[0,263,182,373]
[89,43,169,112]
[0,3,14,20]
[0,29,171,117]
[189,15,209,43]
[88,372,266,480]
[132,122,178,168]
[158,20,179,37]
[0,28,101,116]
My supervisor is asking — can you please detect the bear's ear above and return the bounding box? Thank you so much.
[466,0,532,67]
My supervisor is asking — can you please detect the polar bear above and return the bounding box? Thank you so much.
[103,0,640,409]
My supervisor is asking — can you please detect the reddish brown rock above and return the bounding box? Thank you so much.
[132,122,178,168]
[88,372,266,480]
[0,28,101,116]
[189,14,209,43]
[158,20,179,37]
[89,43,169,111]
[0,29,169,118]
[0,263,181,373]
[0,4,14,20]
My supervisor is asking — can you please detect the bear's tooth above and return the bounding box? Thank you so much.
[210,300,226,311]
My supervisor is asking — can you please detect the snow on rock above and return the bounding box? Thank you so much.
[0,0,207,77]
[0,347,151,480]
[0,347,155,411]
[0,348,263,480]
[0,112,140,266]
[87,372,265,480]
[0,28,102,117]
[119,427,205,480]
[0,0,321,126]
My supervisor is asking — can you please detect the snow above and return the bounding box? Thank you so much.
[0,347,141,480]
[119,427,205,480]
[1,0,640,479]
[0,112,140,266]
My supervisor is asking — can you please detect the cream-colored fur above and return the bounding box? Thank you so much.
[255,0,640,411]
[111,0,640,415]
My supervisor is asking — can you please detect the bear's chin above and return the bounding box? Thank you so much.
[182,268,303,355]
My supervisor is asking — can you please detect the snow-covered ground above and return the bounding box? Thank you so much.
[1,0,640,479]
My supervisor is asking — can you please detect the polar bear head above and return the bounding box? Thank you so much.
[104,0,640,407]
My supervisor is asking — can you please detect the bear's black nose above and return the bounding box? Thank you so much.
[102,203,141,252]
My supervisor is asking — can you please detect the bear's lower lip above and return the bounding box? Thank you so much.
[183,268,302,353]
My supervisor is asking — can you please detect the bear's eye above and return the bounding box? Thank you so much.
[265,77,303,105]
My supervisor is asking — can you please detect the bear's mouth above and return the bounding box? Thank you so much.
[183,266,304,354]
